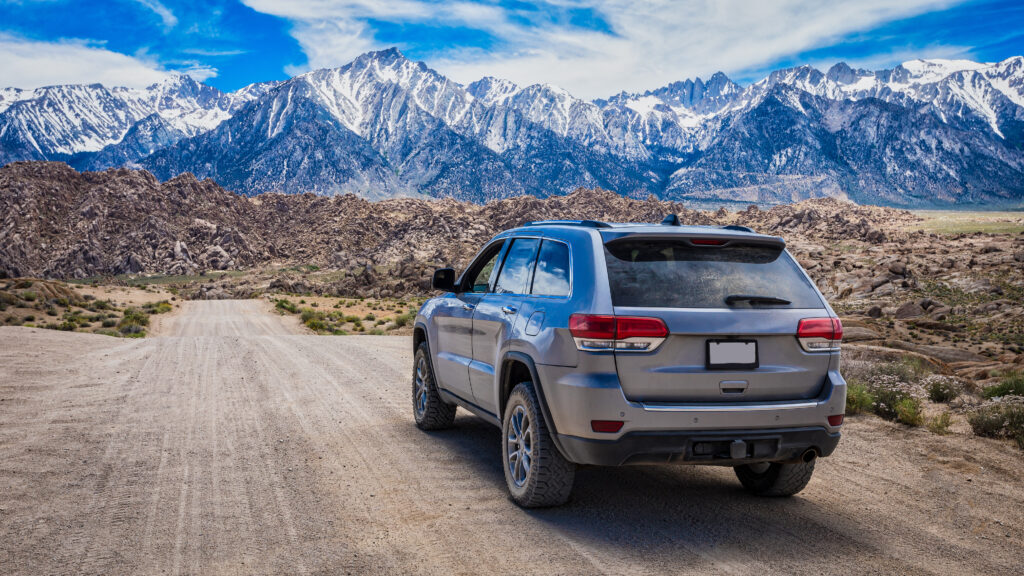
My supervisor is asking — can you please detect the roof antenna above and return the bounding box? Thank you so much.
[661,214,680,226]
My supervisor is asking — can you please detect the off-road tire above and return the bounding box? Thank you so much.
[734,460,815,496]
[502,382,575,508]
[412,342,456,430]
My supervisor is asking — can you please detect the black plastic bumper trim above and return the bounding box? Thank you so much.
[557,426,841,466]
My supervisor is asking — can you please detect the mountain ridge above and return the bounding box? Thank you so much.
[2,49,1024,207]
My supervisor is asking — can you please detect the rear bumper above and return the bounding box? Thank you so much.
[534,362,847,455]
[557,426,841,466]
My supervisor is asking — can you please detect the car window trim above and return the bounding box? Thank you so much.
[459,239,507,293]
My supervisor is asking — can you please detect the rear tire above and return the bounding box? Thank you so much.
[502,382,575,508]
[412,342,456,430]
[734,460,815,496]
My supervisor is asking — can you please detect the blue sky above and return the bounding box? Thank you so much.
[1,0,1022,99]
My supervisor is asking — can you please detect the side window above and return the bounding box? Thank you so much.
[464,241,505,293]
[494,238,540,295]
[531,240,570,297]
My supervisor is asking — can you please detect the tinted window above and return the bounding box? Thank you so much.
[465,242,504,293]
[604,239,823,308]
[531,240,570,297]
[495,238,540,295]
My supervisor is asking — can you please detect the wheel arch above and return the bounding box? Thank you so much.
[413,321,428,353]
[499,351,570,460]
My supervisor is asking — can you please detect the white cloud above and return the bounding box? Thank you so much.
[0,34,210,89]
[244,0,967,99]
[131,0,179,30]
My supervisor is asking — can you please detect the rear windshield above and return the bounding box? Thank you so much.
[604,239,824,309]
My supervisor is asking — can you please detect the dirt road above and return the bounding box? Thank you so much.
[1,300,1022,575]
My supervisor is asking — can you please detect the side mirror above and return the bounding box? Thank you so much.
[432,268,457,292]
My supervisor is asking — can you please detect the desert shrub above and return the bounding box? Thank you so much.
[300,308,323,323]
[927,413,952,435]
[365,313,376,321]
[102,319,117,328]
[845,382,874,414]
[353,320,363,328]
[45,306,58,316]
[275,299,298,314]
[982,372,1024,399]
[343,315,360,323]
[118,308,149,335]
[875,356,933,383]
[78,321,91,328]
[311,302,319,308]
[894,398,924,426]
[21,291,37,302]
[87,313,105,322]
[57,320,76,331]
[306,319,328,332]
[93,300,112,311]
[143,301,172,314]
[846,369,927,425]
[376,318,388,326]
[23,314,35,322]
[394,312,414,328]
[369,328,385,335]
[924,375,965,403]
[95,329,119,337]
[968,398,1024,448]
[0,303,6,312]
[43,322,60,330]
[83,294,95,301]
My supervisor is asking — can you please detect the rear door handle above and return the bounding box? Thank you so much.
[462,303,475,311]
[501,306,517,315]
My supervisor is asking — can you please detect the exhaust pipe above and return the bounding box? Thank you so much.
[801,449,818,463]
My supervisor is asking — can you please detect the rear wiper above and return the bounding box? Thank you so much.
[724,294,792,306]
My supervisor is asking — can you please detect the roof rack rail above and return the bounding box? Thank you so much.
[720,224,754,233]
[523,219,611,228]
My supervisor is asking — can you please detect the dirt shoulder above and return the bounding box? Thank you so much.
[0,302,1021,575]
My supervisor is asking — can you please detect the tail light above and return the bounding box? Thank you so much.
[569,314,668,352]
[797,317,842,352]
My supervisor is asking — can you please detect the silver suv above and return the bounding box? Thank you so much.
[412,217,846,507]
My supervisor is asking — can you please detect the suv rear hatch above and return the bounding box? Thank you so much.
[602,233,832,403]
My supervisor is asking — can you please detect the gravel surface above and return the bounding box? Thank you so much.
[1,300,1022,575]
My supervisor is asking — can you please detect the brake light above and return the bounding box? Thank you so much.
[691,238,725,246]
[569,314,668,352]
[797,318,842,352]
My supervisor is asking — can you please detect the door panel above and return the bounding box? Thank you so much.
[470,294,522,413]
[470,237,540,413]
[432,294,480,401]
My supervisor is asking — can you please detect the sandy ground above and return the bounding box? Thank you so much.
[1,300,1022,575]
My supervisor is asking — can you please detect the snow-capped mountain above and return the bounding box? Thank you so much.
[0,75,277,166]
[2,48,1024,207]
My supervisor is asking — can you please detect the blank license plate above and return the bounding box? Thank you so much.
[706,340,758,369]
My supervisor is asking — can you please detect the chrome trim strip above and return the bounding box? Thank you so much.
[640,400,819,412]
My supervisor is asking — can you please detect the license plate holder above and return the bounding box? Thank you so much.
[706,339,758,370]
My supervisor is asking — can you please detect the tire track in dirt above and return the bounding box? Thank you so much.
[1,302,1022,575]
